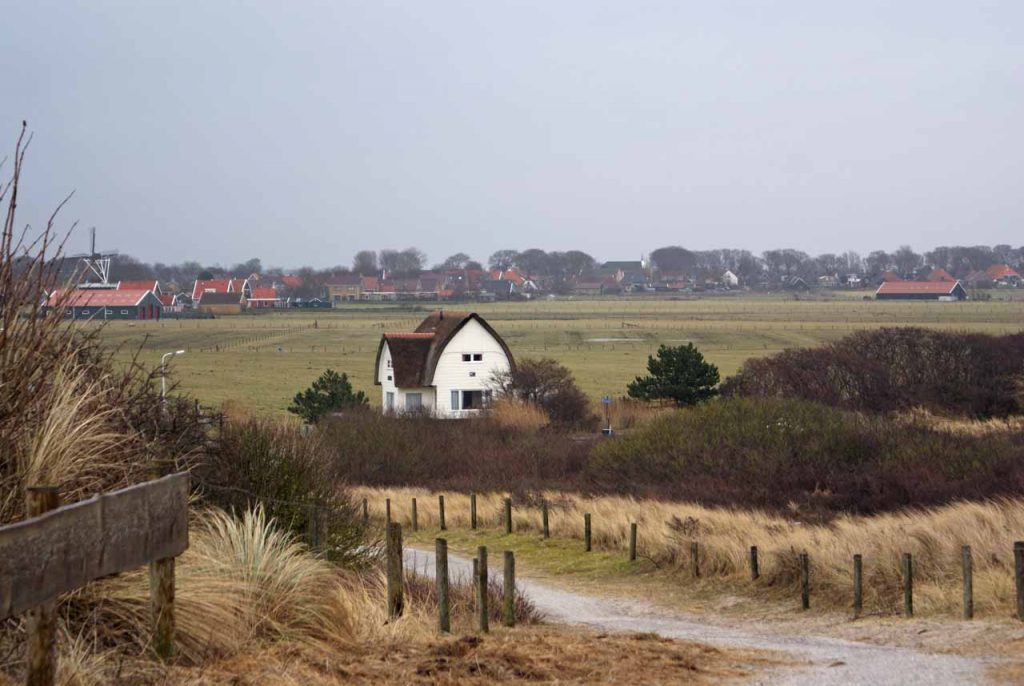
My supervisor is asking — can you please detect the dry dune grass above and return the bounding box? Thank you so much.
[357,486,1024,618]
[897,407,1024,436]
[489,399,550,432]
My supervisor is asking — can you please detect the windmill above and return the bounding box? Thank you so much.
[67,227,119,288]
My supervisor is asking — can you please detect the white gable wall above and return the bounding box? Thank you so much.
[377,341,437,413]
[431,318,511,417]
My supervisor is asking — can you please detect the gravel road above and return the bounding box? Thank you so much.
[405,547,995,685]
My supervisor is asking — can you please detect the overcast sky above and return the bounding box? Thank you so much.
[4,1,1022,269]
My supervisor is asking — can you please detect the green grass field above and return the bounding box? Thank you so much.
[93,295,1024,415]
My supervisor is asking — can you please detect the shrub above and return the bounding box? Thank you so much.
[493,357,595,426]
[722,328,1024,417]
[195,416,370,567]
[287,368,368,423]
[627,343,720,406]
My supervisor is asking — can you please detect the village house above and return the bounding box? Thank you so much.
[46,288,163,320]
[246,287,282,309]
[875,281,967,301]
[191,278,249,301]
[986,264,1021,287]
[195,291,243,315]
[374,310,514,417]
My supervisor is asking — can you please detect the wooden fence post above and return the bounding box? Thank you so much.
[504,497,512,535]
[26,486,61,686]
[750,546,759,581]
[385,498,391,524]
[362,498,368,527]
[473,557,479,593]
[436,538,450,633]
[584,513,592,552]
[962,545,973,620]
[902,553,913,618]
[411,498,418,533]
[629,523,637,562]
[1014,541,1024,621]
[800,553,810,610]
[438,495,446,531]
[542,500,550,539]
[690,542,700,578]
[853,554,863,618]
[504,551,516,627]
[150,555,175,660]
[308,504,321,552]
[470,493,477,530]
[477,546,489,633]
[386,522,404,619]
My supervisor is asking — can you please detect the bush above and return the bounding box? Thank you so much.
[587,397,1024,513]
[627,343,720,406]
[195,416,370,567]
[288,369,368,423]
[722,328,1024,417]
[493,357,596,426]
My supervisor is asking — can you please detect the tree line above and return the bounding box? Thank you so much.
[99,242,1023,296]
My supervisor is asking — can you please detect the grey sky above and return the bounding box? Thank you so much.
[4,1,1022,269]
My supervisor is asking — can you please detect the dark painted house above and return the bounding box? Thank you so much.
[46,288,163,320]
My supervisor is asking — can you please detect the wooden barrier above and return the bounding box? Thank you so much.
[902,553,914,618]
[1015,541,1024,621]
[542,500,550,539]
[470,493,477,530]
[1,474,189,683]
[438,495,446,531]
[477,546,489,633]
[962,545,973,620]
[436,538,450,633]
[800,553,810,610]
[504,497,513,535]
[386,522,403,619]
[385,498,391,524]
[584,513,592,552]
[690,542,700,578]
[629,523,637,562]
[362,498,368,527]
[504,551,516,627]
[853,554,863,618]
[749,546,759,581]
[411,498,418,533]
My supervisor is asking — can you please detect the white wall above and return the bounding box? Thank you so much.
[376,341,436,413]
[431,318,511,417]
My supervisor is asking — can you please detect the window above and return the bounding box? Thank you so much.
[81,310,90,315]
[473,353,483,361]
[463,353,483,362]
[106,309,114,315]
[406,393,422,410]
[450,390,460,410]
[461,390,484,410]
[387,359,392,368]
[462,354,471,362]
[385,392,395,412]
[121,310,129,315]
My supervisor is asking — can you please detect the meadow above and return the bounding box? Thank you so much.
[94,294,1024,415]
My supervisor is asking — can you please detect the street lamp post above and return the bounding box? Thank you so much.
[161,350,186,401]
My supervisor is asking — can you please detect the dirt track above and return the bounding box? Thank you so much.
[405,547,995,685]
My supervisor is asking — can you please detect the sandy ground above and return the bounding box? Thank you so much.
[406,547,1003,685]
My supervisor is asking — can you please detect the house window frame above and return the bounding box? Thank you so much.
[450,390,460,410]
[406,392,423,411]
[385,392,395,412]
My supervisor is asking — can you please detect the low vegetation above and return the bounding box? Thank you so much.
[722,327,1024,417]
[359,486,1024,619]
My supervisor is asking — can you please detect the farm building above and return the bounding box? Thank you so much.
[875,281,967,301]
[986,264,1021,287]
[373,310,514,417]
[195,291,243,315]
[117,280,162,295]
[191,278,249,300]
[45,289,163,320]
[246,287,281,309]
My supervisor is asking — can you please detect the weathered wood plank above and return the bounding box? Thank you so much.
[0,473,189,619]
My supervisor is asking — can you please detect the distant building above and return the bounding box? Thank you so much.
[117,280,162,295]
[246,287,282,309]
[721,270,739,287]
[926,268,957,283]
[195,291,243,315]
[875,281,967,301]
[374,310,514,417]
[45,289,163,320]
[985,264,1021,287]
[191,278,249,300]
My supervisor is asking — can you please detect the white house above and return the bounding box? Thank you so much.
[373,310,515,417]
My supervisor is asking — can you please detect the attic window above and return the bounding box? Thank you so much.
[462,354,471,362]
[473,353,483,361]
[387,359,392,368]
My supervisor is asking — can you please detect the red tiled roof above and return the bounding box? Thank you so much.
[986,264,1021,280]
[876,281,961,295]
[248,287,279,300]
[192,279,233,299]
[118,280,160,292]
[927,268,956,282]
[48,289,155,307]
[279,275,301,288]
[158,294,174,306]
[880,271,903,282]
